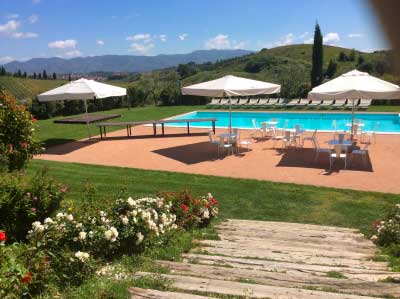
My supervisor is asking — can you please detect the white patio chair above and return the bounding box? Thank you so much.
[283,130,296,149]
[251,119,263,138]
[217,135,233,157]
[294,124,304,145]
[350,144,369,169]
[302,130,317,147]
[236,131,252,153]
[330,144,347,169]
[208,129,220,156]
[361,122,379,144]
[332,119,339,140]
[271,127,284,148]
[313,138,332,164]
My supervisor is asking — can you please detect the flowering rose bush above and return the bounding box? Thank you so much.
[0,89,42,171]
[161,190,219,229]
[0,168,66,242]
[371,204,400,247]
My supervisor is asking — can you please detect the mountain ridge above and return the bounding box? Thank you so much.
[3,49,252,74]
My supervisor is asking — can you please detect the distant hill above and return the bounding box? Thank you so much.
[179,44,398,98]
[3,49,252,74]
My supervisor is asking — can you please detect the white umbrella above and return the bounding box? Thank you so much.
[38,78,127,138]
[308,69,400,137]
[181,75,281,132]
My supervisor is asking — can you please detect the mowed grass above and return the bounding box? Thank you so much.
[27,160,400,234]
[35,106,205,147]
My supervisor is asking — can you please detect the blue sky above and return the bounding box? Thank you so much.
[0,0,390,63]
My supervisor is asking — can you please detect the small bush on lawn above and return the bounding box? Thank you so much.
[0,168,66,242]
[0,89,42,171]
[371,204,400,247]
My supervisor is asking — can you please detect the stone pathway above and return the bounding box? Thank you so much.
[130,219,400,298]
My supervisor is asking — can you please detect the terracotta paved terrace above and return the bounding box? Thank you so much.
[36,125,400,194]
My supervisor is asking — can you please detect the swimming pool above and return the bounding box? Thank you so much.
[168,111,400,133]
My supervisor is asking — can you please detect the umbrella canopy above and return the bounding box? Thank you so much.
[308,69,400,100]
[38,78,127,139]
[38,78,126,102]
[181,75,281,134]
[181,75,281,97]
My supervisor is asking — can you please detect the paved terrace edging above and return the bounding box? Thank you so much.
[130,219,400,299]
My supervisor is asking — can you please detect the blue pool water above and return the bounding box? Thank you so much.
[168,111,400,133]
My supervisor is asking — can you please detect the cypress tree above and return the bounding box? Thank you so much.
[23,72,27,78]
[52,72,57,80]
[311,22,323,87]
[0,66,6,76]
[38,73,42,79]
[42,69,48,79]
[33,72,37,79]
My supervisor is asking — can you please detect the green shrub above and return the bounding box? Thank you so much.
[0,168,66,242]
[371,204,400,246]
[161,190,218,229]
[0,89,42,171]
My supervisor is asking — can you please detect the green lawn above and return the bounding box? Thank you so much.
[35,106,205,147]
[28,160,400,234]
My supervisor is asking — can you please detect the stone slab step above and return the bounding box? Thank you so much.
[134,272,385,299]
[182,253,397,281]
[158,260,400,298]
[128,287,213,299]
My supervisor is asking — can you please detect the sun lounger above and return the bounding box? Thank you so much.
[255,98,269,107]
[358,99,372,109]
[235,98,249,107]
[246,98,259,108]
[266,98,278,106]
[229,98,241,107]
[286,99,300,107]
[332,99,347,108]
[297,98,310,107]
[308,100,322,107]
[344,99,359,109]
[207,98,221,107]
[320,99,334,108]
[275,98,286,107]
[219,98,230,107]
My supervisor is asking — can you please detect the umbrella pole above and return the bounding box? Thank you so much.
[350,99,355,140]
[84,99,91,140]
[229,96,232,135]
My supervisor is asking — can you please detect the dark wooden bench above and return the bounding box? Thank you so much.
[96,118,217,139]
[54,114,121,124]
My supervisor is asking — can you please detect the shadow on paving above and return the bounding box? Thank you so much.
[152,141,251,164]
[275,147,373,173]
[100,131,208,140]
[43,139,100,155]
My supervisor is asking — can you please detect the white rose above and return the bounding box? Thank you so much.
[67,214,74,221]
[136,232,144,245]
[121,216,129,225]
[32,221,44,233]
[44,217,53,224]
[127,197,135,206]
[104,230,113,241]
[79,231,87,241]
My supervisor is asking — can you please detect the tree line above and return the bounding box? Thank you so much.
[0,66,58,80]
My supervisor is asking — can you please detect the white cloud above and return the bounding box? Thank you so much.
[205,34,230,49]
[6,14,19,20]
[299,32,309,39]
[32,0,41,4]
[323,32,340,45]
[205,34,246,50]
[28,14,39,24]
[130,42,154,55]
[126,33,152,43]
[303,37,313,44]
[159,34,167,42]
[179,33,188,41]
[0,20,20,35]
[348,33,363,38]
[96,40,104,46]
[48,39,77,49]
[0,56,14,64]
[275,33,295,47]
[62,50,82,58]
[12,32,38,39]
